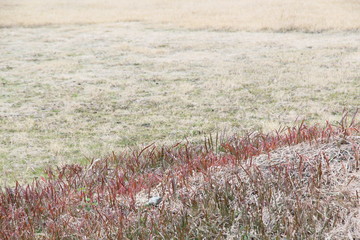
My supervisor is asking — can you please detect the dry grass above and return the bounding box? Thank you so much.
[1,0,360,32]
[1,1,360,237]
[1,0,360,185]
[1,21,360,185]
[1,121,359,239]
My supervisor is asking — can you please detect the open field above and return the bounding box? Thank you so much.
[1,0,360,238]
[0,0,360,185]
[1,0,360,32]
[1,22,360,185]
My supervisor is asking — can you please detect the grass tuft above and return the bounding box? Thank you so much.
[1,114,359,239]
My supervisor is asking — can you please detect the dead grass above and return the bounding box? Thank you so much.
[1,0,360,32]
[1,0,360,185]
[1,121,359,239]
[1,21,360,185]
[1,1,360,237]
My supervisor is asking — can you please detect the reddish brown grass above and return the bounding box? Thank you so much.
[1,112,359,239]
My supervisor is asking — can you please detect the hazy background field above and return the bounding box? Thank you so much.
[1,0,360,31]
[1,0,359,185]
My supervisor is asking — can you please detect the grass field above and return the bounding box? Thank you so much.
[1,0,360,238]
[1,0,360,32]
[0,0,360,185]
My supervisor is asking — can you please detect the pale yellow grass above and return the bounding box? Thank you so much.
[1,0,360,185]
[1,0,360,32]
[1,22,359,185]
